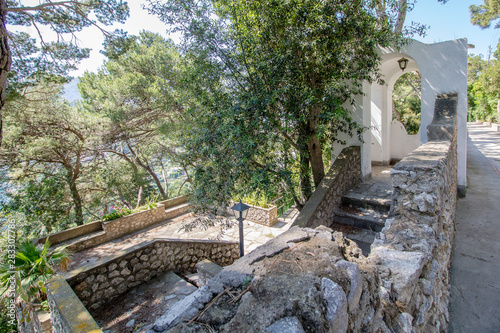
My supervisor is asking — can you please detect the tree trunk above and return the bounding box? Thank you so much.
[127,143,166,197]
[0,0,12,147]
[308,135,325,188]
[307,102,325,188]
[299,151,312,201]
[67,174,84,225]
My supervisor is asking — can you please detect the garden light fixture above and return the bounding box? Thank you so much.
[398,57,409,71]
[230,200,251,257]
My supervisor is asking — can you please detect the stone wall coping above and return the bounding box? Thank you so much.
[46,277,102,333]
[293,146,360,228]
[34,220,103,246]
[391,141,451,172]
[158,195,188,208]
[244,203,277,212]
[63,238,239,281]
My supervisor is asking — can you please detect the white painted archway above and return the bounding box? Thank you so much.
[370,53,421,165]
[331,39,468,187]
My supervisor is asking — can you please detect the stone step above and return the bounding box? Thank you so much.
[164,202,191,219]
[344,228,377,256]
[333,205,387,232]
[342,192,392,213]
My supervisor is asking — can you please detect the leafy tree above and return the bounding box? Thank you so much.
[1,176,72,236]
[146,0,398,210]
[471,0,500,29]
[79,31,190,200]
[467,55,500,122]
[393,71,421,134]
[0,0,130,146]
[0,82,104,225]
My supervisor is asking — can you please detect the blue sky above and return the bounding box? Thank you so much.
[407,0,499,58]
[64,1,499,76]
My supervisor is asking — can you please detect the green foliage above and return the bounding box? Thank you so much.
[101,206,132,222]
[146,0,400,212]
[5,0,130,98]
[0,238,69,324]
[1,177,72,237]
[0,82,105,225]
[470,0,500,29]
[467,55,500,122]
[0,297,17,333]
[79,32,190,200]
[238,193,270,209]
[392,71,421,134]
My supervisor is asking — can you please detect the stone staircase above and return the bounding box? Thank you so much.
[332,166,393,254]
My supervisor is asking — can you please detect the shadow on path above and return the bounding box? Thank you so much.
[449,123,500,332]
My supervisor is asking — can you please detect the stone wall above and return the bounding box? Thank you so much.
[46,277,102,333]
[292,146,361,228]
[371,117,458,331]
[63,238,239,310]
[245,204,278,226]
[34,196,190,253]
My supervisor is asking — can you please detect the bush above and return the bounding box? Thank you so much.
[101,206,132,221]
[0,239,69,326]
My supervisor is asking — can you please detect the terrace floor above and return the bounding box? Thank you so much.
[67,206,300,271]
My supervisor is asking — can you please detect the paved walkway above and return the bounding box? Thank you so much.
[68,207,299,271]
[449,123,500,332]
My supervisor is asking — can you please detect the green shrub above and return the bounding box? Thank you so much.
[101,206,132,221]
[0,239,69,325]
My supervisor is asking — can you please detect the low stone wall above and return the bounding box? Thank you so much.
[63,238,239,310]
[46,277,102,333]
[158,195,188,208]
[36,221,103,246]
[245,204,278,226]
[101,204,167,240]
[370,122,458,331]
[34,196,191,253]
[292,146,361,228]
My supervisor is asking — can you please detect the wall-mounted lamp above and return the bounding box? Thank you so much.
[398,57,409,71]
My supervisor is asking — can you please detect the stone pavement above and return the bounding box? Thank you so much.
[448,123,500,332]
[67,206,299,271]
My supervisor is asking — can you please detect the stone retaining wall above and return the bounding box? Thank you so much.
[34,196,190,253]
[245,204,278,226]
[46,277,102,333]
[292,146,361,228]
[63,238,239,310]
[370,117,458,331]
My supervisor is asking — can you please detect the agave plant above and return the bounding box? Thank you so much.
[0,239,70,322]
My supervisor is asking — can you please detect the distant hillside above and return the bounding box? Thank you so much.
[63,78,81,105]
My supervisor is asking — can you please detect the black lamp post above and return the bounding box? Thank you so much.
[398,57,409,71]
[230,200,250,257]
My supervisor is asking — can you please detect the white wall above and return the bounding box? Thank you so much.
[390,121,421,161]
[373,39,468,187]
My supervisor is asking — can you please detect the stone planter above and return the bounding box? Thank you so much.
[245,204,278,226]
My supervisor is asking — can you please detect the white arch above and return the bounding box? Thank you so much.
[331,39,467,186]
[372,39,468,187]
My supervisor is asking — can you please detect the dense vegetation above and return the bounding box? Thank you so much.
[0,0,497,329]
[393,71,422,135]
